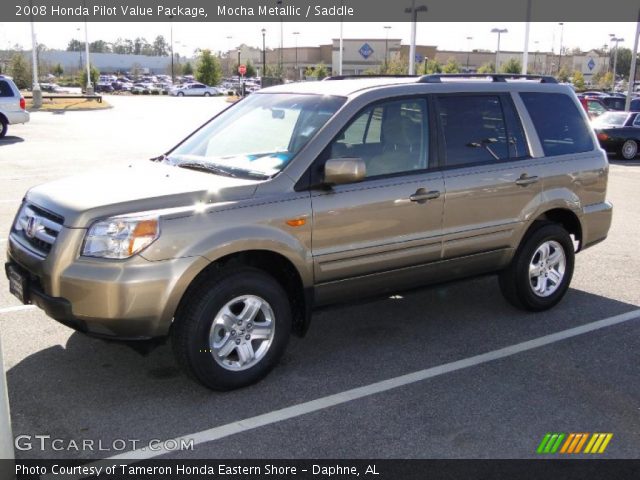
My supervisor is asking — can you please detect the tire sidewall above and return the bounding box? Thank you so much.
[621,140,637,160]
[0,118,7,138]
[514,224,575,311]
[182,269,291,390]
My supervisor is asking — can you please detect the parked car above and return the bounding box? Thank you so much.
[578,95,610,118]
[5,74,612,390]
[95,83,114,93]
[131,83,151,95]
[170,82,220,96]
[592,111,640,160]
[0,75,29,138]
[594,95,626,111]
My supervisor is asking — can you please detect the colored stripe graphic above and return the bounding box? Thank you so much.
[539,433,613,454]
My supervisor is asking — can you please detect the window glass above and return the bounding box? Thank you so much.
[330,99,427,178]
[633,114,640,127]
[438,95,509,166]
[521,92,593,156]
[0,81,13,97]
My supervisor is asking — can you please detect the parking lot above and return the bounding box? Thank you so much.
[1,94,640,461]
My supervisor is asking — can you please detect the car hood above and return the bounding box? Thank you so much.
[26,162,260,228]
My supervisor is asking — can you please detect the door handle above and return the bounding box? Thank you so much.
[409,188,441,204]
[515,174,539,186]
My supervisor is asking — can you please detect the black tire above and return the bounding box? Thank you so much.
[204,92,211,97]
[0,117,7,138]
[172,266,292,390]
[177,91,184,97]
[618,139,638,160]
[499,222,575,311]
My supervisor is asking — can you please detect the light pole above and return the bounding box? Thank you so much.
[384,26,392,71]
[84,20,92,94]
[29,16,41,107]
[557,22,564,74]
[491,28,508,73]
[533,41,539,74]
[277,0,283,75]
[466,36,473,71]
[261,28,266,78]
[226,36,232,76]
[169,15,174,84]
[625,13,639,111]
[293,31,300,81]
[610,36,624,92]
[405,2,428,75]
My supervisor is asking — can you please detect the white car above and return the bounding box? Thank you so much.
[0,75,29,138]
[170,83,219,97]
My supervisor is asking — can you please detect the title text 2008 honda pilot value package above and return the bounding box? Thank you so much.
[6,75,612,390]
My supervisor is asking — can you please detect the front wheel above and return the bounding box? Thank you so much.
[619,139,638,160]
[204,92,211,97]
[499,222,575,311]
[177,91,184,97]
[172,267,292,390]
[0,117,7,138]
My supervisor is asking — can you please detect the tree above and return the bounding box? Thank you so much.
[52,63,64,77]
[500,58,522,74]
[610,47,632,79]
[379,54,408,74]
[182,61,194,76]
[66,39,84,52]
[557,66,571,83]
[598,71,614,90]
[89,40,111,53]
[196,49,222,86]
[152,35,169,56]
[304,62,329,79]
[442,58,461,74]
[477,62,495,74]
[573,70,585,90]
[9,53,30,89]
[112,38,133,55]
[81,65,99,89]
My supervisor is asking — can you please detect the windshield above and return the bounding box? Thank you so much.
[166,93,345,178]
[592,112,629,127]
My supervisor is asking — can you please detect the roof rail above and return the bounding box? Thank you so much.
[324,74,418,81]
[418,74,558,84]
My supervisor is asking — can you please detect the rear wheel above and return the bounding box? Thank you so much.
[172,267,292,390]
[499,222,575,311]
[177,91,184,97]
[619,139,638,160]
[204,92,211,97]
[0,117,7,138]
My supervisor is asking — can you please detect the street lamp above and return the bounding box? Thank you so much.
[277,0,283,74]
[29,17,41,107]
[169,15,174,84]
[261,28,266,78]
[610,36,624,92]
[293,31,300,81]
[226,35,232,76]
[384,26,392,70]
[466,36,473,71]
[405,2,428,75]
[533,40,539,74]
[491,28,508,73]
[557,22,564,74]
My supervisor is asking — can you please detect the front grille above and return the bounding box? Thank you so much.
[12,202,65,256]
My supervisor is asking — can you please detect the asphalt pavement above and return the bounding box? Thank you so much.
[0,95,639,461]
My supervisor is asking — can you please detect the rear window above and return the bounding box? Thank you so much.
[0,80,15,97]
[520,92,593,156]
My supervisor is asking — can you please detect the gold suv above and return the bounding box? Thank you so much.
[5,74,612,390]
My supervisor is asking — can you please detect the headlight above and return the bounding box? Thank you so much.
[82,214,160,259]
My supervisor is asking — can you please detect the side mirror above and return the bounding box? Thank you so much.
[324,158,366,186]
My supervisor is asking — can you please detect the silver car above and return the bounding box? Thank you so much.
[170,82,220,97]
[0,75,29,138]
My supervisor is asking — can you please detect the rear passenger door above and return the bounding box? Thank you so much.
[436,93,543,259]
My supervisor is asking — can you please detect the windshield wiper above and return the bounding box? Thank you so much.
[177,161,237,178]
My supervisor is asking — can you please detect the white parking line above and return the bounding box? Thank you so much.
[0,305,35,314]
[57,307,640,473]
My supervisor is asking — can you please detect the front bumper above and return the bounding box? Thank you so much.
[6,229,208,339]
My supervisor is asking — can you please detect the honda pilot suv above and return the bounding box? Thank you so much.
[5,74,612,390]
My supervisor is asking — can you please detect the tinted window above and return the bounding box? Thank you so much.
[521,92,593,156]
[0,80,14,97]
[602,97,625,111]
[438,95,509,166]
[633,114,640,127]
[330,99,427,178]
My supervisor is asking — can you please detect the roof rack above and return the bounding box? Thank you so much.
[323,74,418,81]
[418,74,557,84]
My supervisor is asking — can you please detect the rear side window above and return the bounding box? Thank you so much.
[0,80,14,97]
[438,95,510,166]
[520,92,593,156]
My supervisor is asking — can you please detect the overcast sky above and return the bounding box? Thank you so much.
[0,22,637,56]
